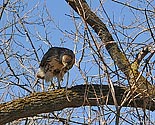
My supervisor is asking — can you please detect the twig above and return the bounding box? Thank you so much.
[0,0,9,20]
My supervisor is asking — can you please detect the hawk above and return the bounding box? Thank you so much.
[37,47,75,88]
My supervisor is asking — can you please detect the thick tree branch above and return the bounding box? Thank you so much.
[65,0,155,95]
[65,0,130,76]
[0,84,154,124]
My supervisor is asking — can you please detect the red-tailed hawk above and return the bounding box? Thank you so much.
[37,47,75,88]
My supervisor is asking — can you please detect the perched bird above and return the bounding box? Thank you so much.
[37,47,75,88]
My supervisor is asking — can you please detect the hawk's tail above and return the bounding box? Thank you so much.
[36,67,45,79]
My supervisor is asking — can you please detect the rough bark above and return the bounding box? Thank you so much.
[0,84,154,124]
[65,0,155,95]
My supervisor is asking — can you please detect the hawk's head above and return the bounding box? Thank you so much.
[61,52,75,69]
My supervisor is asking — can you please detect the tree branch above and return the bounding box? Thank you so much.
[65,0,130,77]
[0,84,154,124]
[65,0,155,95]
[0,0,9,20]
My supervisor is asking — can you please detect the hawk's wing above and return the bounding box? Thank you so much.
[40,47,60,68]
[40,47,75,67]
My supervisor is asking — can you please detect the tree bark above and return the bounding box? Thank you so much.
[0,84,154,124]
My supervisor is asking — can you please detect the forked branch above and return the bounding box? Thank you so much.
[65,0,155,95]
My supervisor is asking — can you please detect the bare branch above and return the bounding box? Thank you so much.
[0,84,154,124]
[135,46,151,65]
[0,0,9,20]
